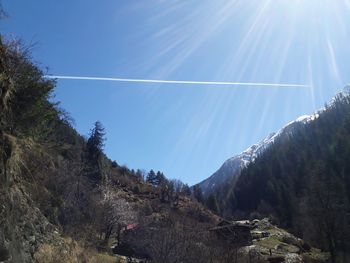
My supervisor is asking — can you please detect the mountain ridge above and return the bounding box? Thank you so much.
[196,87,350,197]
[211,87,350,261]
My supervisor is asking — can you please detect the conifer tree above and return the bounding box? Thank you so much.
[87,121,106,161]
[155,171,166,186]
[146,170,157,185]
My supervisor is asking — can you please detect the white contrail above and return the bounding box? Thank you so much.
[44,75,311,88]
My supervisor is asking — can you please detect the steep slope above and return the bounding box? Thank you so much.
[196,100,327,197]
[0,37,220,263]
[214,88,350,262]
[196,133,276,197]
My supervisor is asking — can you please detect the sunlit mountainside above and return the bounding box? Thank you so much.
[2,1,350,263]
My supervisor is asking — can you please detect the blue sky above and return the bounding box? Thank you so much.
[2,0,350,185]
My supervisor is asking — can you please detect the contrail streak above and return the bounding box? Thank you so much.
[44,75,311,88]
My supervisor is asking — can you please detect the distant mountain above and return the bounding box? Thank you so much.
[196,133,276,197]
[212,87,350,261]
[195,97,330,197]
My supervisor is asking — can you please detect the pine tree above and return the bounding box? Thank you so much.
[155,171,166,186]
[146,170,157,185]
[87,121,106,160]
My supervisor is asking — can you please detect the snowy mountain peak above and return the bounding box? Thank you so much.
[196,87,350,197]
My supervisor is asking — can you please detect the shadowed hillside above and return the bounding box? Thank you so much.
[212,89,350,263]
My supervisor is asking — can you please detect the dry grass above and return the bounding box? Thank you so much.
[34,238,116,263]
[87,253,116,263]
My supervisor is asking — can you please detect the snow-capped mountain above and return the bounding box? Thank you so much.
[196,87,350,197]
[195,132,277,197]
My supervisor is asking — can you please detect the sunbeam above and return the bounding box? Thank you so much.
[6,0,350,185]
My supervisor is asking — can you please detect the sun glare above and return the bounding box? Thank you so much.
[136,0,350,164]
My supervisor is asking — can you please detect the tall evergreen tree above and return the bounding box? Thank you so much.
[146,170,157,185]
[87,121,106,160]
[155,171,166,186]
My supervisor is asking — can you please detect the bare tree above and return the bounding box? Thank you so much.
[96,185,137,245]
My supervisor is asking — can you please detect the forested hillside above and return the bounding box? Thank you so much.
[0,37,224,262]
[215,90,350,262]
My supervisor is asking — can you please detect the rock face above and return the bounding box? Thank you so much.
[0,135,59,263]
[0,186,57,262]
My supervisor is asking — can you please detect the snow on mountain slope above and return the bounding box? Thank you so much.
[196,87,350,197]
[196,132,277,196]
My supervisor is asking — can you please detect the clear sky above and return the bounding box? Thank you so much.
[2,0,350,185]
